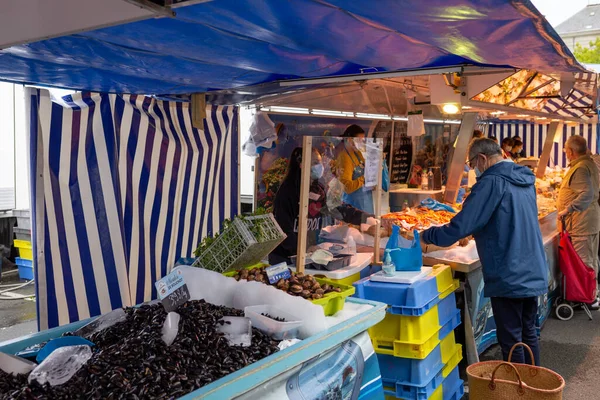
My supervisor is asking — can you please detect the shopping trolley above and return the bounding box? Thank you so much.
[554,222,597,321]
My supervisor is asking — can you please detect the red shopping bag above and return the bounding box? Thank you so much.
[558,229,596,304]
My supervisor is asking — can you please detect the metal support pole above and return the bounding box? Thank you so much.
[443,112,477,204]
[537,122,561,178]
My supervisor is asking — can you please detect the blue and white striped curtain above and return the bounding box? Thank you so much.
[27,89,239,330]
[489,122,598,168]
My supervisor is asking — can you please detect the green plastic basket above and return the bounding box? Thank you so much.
[193,214,286,273]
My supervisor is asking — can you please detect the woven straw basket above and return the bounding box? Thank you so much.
[467,343,565,400]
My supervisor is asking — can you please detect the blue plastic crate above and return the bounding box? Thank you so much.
[16,257,33,281]
[382,343,463,400]
[353,266,457,316]
[377,327,458,387]
[442,367,464,400]
[354,277,439,314]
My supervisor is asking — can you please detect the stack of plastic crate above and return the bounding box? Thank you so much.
[354,265,464,400]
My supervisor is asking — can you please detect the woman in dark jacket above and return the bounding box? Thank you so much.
[269,147,370,265]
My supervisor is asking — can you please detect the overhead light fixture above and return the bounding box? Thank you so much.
[535,117,547,120]
[424,119,461,125]
[516,114,529,117]
[268,106,310,114]
[461,106,472,109]
[392,116,409,121]
[490,111,506,115]
[311,109,354,117]
[442,103,460,114]
[355,113,392,120]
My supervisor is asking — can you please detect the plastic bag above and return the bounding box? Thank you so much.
[382,162,390,192]
[420,198,456,213]
[161,312,181,346]
[326,177,345,211]
[387,229,423,272]
[249,112,276,149]
[28,345,92,387]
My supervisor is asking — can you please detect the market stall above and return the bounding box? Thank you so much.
[0,0,598,399]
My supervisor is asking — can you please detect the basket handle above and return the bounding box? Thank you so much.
[508,342,535,366]
[489,362,525,395]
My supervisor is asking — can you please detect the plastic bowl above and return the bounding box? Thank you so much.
[244,305,303,340]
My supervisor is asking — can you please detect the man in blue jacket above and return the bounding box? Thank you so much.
[422,138,548,366]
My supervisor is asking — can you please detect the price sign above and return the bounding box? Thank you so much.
[155,269,191,312]
[265,263,292,284]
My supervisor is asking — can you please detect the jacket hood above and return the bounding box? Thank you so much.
[479,160,535,187]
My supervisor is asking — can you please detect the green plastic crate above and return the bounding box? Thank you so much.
[225,266,355,316]
[193,214,286,273]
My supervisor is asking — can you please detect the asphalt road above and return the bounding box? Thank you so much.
[468,309,600,400]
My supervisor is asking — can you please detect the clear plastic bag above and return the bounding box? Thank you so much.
[326,177,345,212]
[28,345,92,386]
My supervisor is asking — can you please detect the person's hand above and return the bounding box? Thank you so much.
[558,209,568,218]
[458,237,470,247]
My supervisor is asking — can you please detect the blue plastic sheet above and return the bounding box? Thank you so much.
[0,0,585,94]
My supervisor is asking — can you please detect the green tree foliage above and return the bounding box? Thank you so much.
[574,38,600,64]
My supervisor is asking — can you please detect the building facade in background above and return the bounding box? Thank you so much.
[555,2,600,51]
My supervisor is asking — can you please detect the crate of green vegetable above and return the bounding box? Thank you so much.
[193,213,286,273]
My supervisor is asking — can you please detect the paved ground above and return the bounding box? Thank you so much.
[0,268,37,342]
[467,309,600,400]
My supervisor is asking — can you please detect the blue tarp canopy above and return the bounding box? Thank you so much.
[0,0,587,95]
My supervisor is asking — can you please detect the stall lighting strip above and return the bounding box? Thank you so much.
[258,106,461,125]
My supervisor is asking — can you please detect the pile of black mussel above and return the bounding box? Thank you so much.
[0,300,280,399]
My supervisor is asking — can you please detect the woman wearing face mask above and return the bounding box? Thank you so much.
[269,147,371,265]
[335,124,374,213]
[501,137,514,160]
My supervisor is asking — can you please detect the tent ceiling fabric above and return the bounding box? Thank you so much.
[0,0,587,95]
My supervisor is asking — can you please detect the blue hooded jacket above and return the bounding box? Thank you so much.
[422,161,548,298]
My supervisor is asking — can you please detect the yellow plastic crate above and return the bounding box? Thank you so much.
[431,264,457,299]
[224,265,355,316]
[312,272,360,287]
[371,303,441,345]
[442,344,462,377]
[14,239,33,261]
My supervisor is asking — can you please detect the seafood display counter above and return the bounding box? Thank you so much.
[0,298,386,400]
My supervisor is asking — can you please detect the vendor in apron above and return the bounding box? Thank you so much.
[335,124,374,214]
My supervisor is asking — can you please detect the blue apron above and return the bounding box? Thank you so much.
[342,149,374,214]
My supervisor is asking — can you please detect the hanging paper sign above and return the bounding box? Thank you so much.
[155,269,190,312]
[265,263,292,284]
[364,140,382,189]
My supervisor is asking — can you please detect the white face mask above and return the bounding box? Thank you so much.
[474,167,482,177]
[311,164,324,180]
[354,138,366,152]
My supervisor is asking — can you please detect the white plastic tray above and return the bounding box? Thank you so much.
[370,267,432,284]
[289,252,373,280]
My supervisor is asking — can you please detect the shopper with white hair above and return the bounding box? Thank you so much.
[558,135,600,307]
